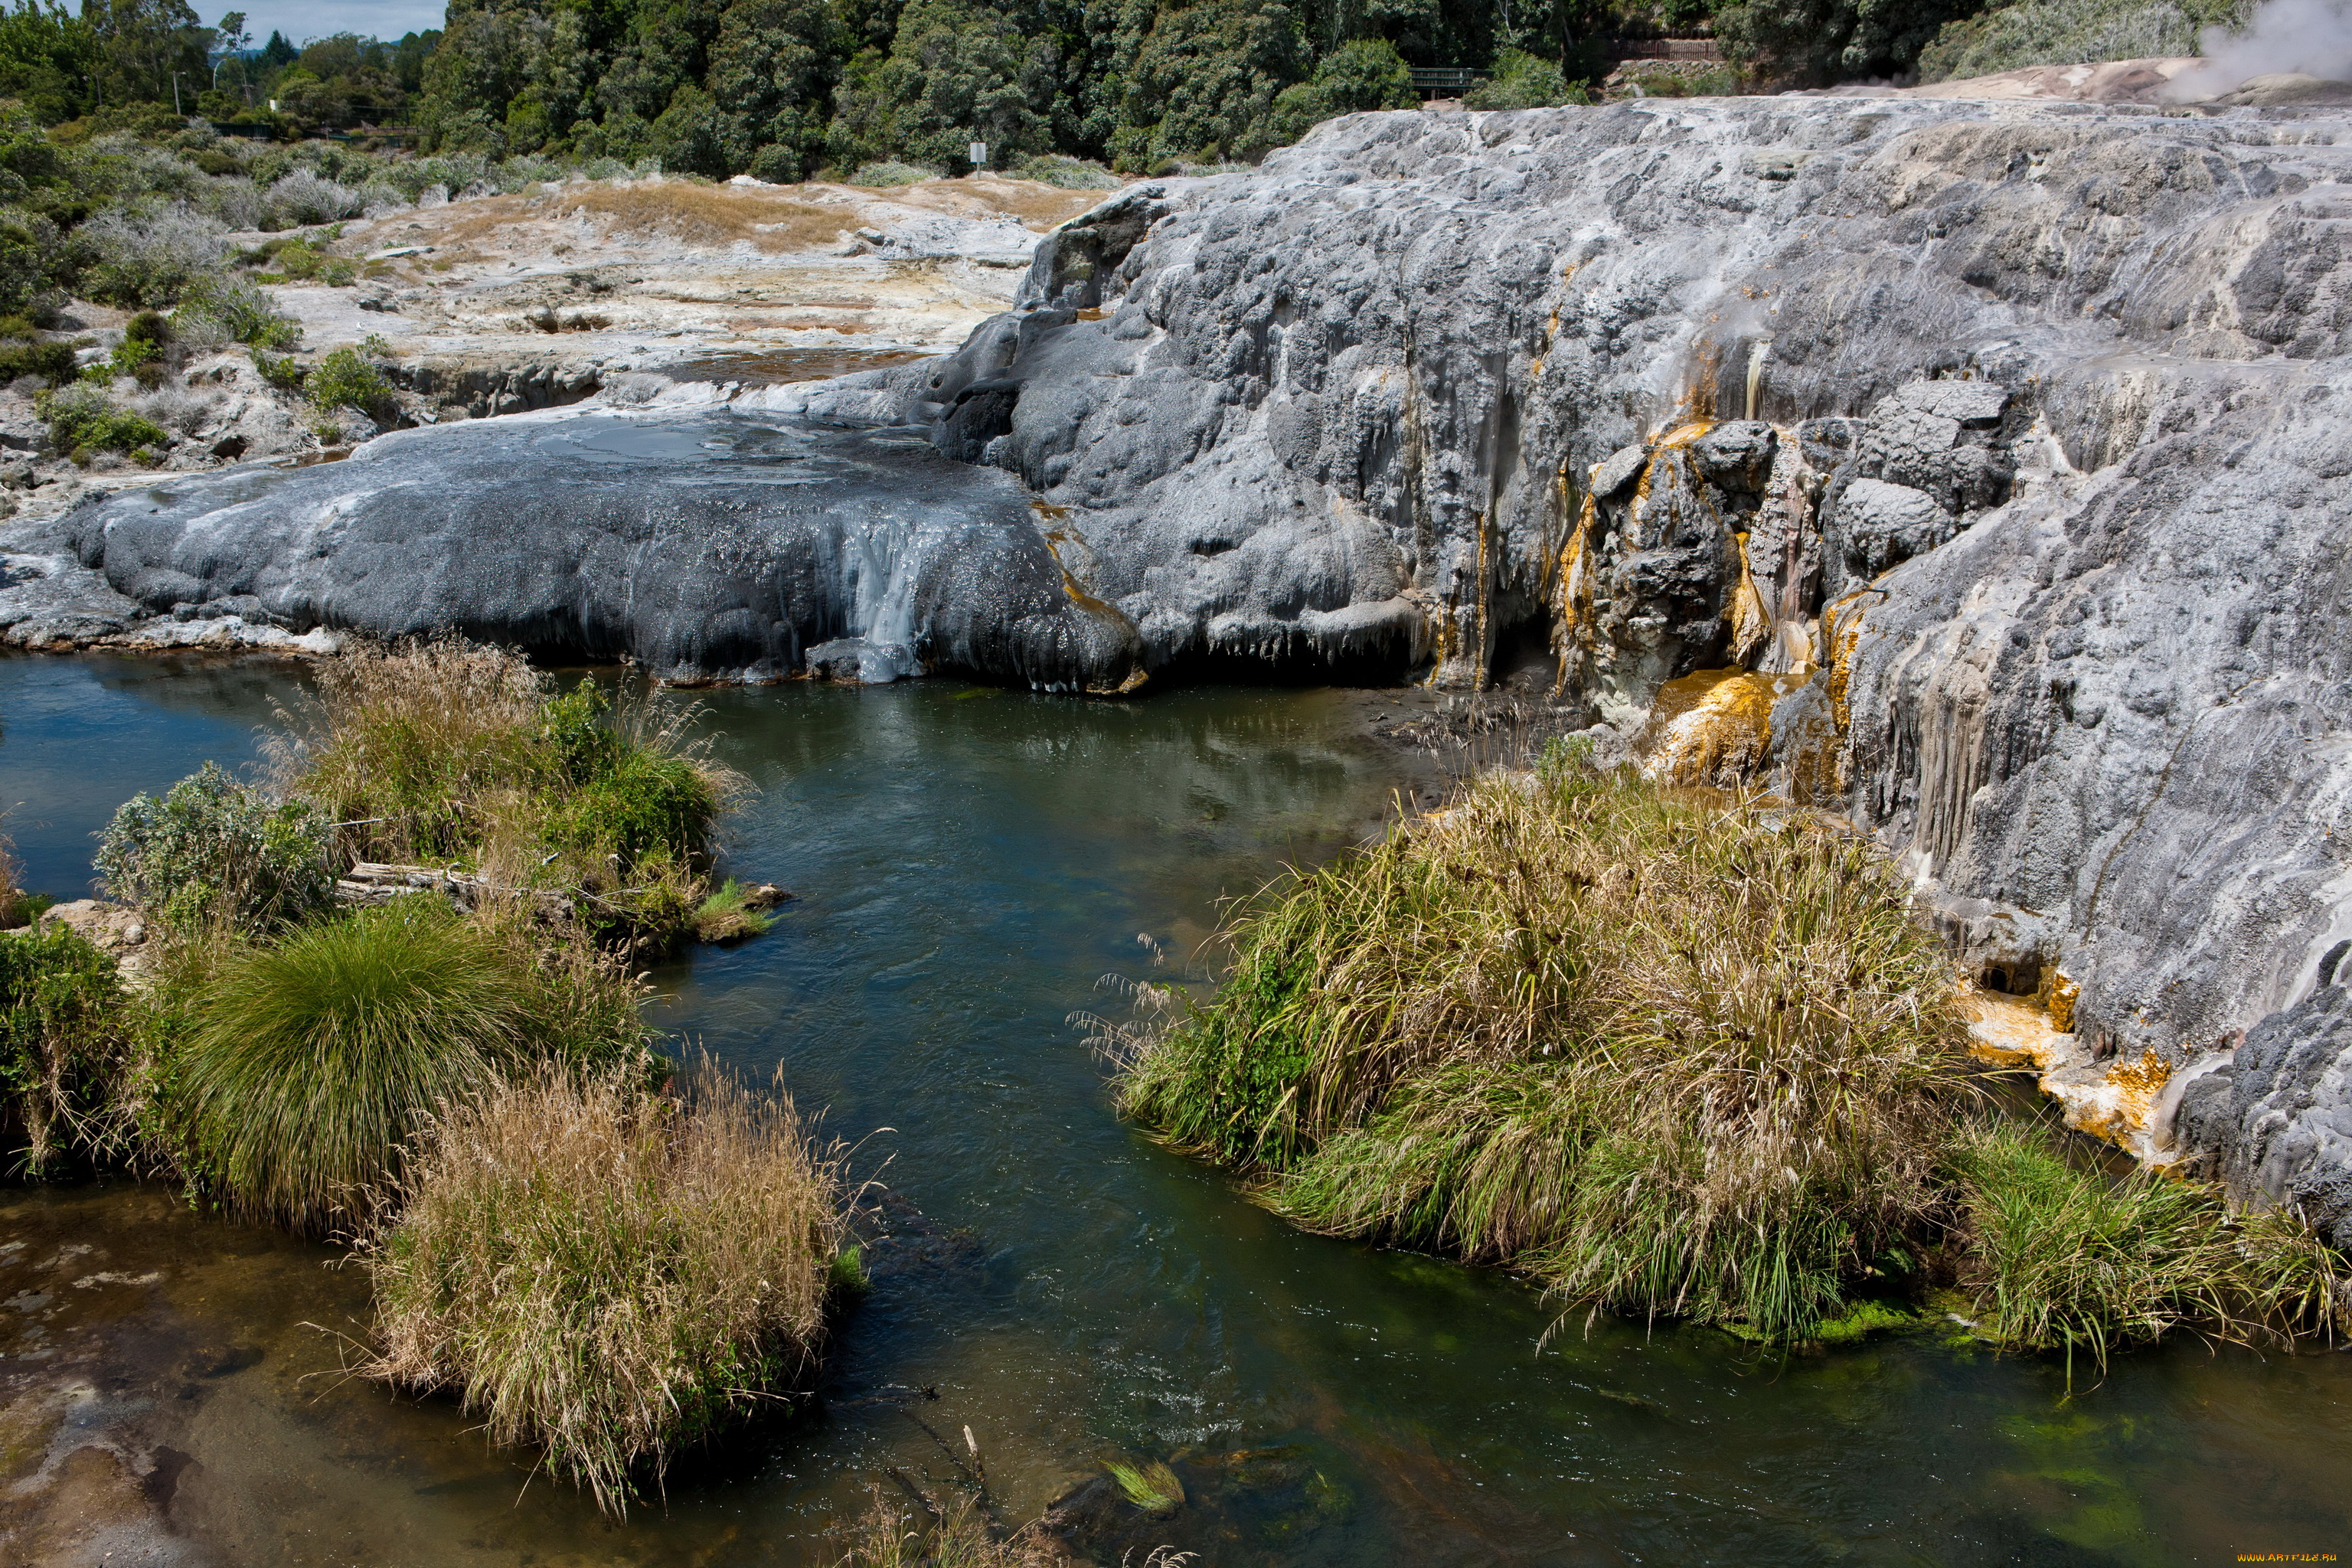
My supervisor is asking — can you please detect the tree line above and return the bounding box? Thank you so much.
[0,0,2200,181]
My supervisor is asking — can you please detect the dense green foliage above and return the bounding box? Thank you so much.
[1917,0,2245,82]
[0,923,126,1172]
[1111,754,2345,1357]
[96,760,335,931]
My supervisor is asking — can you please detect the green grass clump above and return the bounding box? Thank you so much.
[690,878,775,943]
[361,1065,841,1516]
[1949,1120,2341,1375]
[172,898,648,1231]
[96,762,335,933]
[281,636,740,942]
[832,1494,1060,1567]
[1112,757,1977,1344]
[33,381,168,459]
[1119,760,1972,1340]
[0,923,127,1174]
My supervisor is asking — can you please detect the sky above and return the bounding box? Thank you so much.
[221,0,448,49]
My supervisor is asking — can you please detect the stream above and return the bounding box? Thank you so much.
[0,652,2345,1566]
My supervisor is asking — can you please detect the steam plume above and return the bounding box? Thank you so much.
[2174,0,2352,97]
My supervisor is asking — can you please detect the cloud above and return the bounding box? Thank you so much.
[222,0,447,47]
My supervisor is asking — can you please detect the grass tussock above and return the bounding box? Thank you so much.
[1950,1121,2344,1374]
[1112,755,1973,1343]
[691,878,776,943]
[278,635,743,941]
[172,898,650,1231]
[361,1063,843,1516]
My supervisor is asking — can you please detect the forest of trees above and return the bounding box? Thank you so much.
[0,0,2254,183]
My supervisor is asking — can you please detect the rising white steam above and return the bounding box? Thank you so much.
[2174,0,2352,96]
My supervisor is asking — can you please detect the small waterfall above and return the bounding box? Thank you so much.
[1744,337,1772,421]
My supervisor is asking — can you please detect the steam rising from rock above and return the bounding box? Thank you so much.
[2174,0,2352,97]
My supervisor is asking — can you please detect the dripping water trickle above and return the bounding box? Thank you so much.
[1746,336,1772,422]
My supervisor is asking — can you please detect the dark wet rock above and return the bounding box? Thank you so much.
[35,411,1142,688]
[2175,985,2352,1247]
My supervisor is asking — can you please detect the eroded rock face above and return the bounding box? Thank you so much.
[884,99,2352,1204]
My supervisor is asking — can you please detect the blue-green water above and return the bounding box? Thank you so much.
[0,652,2346,1566]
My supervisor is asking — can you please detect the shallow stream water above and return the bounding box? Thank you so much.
[0,652,2346,1566]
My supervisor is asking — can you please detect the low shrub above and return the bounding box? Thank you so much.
[0,336,77,386]
[361,1064,842,1515]
[1463,48,1590,109]
[1111,758,1975,1342]
[0,923,127,1173]
[1008,154,1122,190]
[172,899,648,1230]
[1918,0,2237,83]
[175,275,301,349]
[848,160,938,187]
[96,762,335,933]
[34,381,170,459]
[80,205,230,307]
[1949,1120,2343,1374]
[305,345,392,420]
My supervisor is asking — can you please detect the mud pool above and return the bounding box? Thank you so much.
[0,652,2346,1566]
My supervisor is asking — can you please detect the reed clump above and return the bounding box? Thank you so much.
[1112,749,2346,1354]
[171,898,652,1231]
[361,1064,844,1517]
[1949,1120,2345,1372]
[1114,752,1971,1342]
[277,636,743,942]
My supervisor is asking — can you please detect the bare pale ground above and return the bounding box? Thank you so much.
[0,172,1109,523]
[277,172,1109,381]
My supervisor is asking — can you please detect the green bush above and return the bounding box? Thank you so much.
[306,344,393,420]
[172,899,645,1231]
[1269,38,1418,145]
[96,763,336,933]
[1949,1121,2340,1374]
[250,348,305,390]
[1463,49,1589,110]
[0,924,126,1173]
[175,275,302,349]
[32,381,168,459]
[0,336,77,385]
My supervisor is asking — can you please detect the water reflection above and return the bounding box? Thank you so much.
[0,659,2345,1566]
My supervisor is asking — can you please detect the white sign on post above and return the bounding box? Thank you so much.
[969,141,987,170]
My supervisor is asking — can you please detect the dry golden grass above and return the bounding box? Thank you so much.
[831,1493,1065,1568]
[362,1062,843,1515]
[1112,750,1978,1340]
